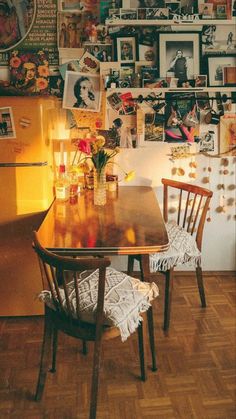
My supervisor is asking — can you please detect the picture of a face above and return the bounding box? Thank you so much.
[80,78,94,101]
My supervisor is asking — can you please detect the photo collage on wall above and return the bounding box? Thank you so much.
[0,0,235,150]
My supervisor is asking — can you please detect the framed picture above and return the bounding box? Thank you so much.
[198,3,214,18]
[0,107,16,139]
[158,32,201,82]
[114,35,138,64]
[202,25,236,55]
[63,71,101,112]
[216,4,227,18]
[207,55,236,86]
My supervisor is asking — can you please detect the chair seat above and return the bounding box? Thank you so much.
[149,221,201,272]
[38,268,159,342]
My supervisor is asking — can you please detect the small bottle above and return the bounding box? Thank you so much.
[55,164,70,201]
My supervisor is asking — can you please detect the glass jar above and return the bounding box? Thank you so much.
[94,168,106,206]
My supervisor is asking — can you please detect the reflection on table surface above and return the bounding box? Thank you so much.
[37,186,169,256]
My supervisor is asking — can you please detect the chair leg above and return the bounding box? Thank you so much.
[127,255,135,276]
[89,337,103,419]
[137,322,146,381]
[196,265,206,308]
[35,312,53,401]
[50,327,58,373]
[146,307,157,372]
[163,269,173,332]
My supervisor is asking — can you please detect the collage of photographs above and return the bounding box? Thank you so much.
[0,0,235,152]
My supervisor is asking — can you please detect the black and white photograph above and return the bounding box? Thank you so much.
[0,107,16,139]
[49,74,64,98]
[165,2,181,17]
[199,131,216,152]
[83,44,112,62]
[63,71,101,112]
[120,8,137,19]
[115,36,138,63]
[158,32,200,82]
[202,25,236,55]
[146,7,169,19]
[207,55,236,86]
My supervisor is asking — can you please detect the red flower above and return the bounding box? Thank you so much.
[75,138,91,154]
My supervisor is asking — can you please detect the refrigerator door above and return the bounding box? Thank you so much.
[0,97,55,316]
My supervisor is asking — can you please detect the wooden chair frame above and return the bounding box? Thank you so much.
[33,232,157,419]
[128,178,213,332]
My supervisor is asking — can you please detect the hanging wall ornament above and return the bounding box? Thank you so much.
[206,157,212,222]
[216,157,229,214]
[189,157,197,179]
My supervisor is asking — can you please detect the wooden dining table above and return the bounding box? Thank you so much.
[37,186,169,276]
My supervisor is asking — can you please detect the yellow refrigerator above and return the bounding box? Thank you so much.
[0,97,55,316]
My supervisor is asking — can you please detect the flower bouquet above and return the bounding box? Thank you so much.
[71,132,134,205]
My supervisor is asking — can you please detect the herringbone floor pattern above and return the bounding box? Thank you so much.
[0,272,235,419]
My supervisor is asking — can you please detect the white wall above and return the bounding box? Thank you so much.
[111,144,236,271]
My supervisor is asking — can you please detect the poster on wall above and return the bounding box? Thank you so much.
[9,50,50,95]
[0,0,58,67]
[0,107,16,139]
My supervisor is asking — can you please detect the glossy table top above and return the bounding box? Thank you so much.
[37,186,169,256]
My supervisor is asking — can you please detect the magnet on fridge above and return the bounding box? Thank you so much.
[19,117,31,128]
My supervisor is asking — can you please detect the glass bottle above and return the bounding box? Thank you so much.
[55,164,70,201]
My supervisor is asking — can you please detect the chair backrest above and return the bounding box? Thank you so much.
[162,178,213,251]
[32,231,111,322]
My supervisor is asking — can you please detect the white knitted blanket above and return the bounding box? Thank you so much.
[150,221,201,272]
[39,268,159,342]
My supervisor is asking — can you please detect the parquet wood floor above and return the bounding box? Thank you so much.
[0,272,235,419]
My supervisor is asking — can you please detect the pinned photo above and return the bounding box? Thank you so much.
[63,71,101,112]
[0,107,16,139]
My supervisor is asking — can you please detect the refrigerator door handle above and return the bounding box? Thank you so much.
[0,162,48,167]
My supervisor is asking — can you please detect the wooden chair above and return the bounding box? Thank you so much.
[128,178,213,332]
[33,231,158,419]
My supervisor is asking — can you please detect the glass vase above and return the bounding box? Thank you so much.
[94,168,106,206]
